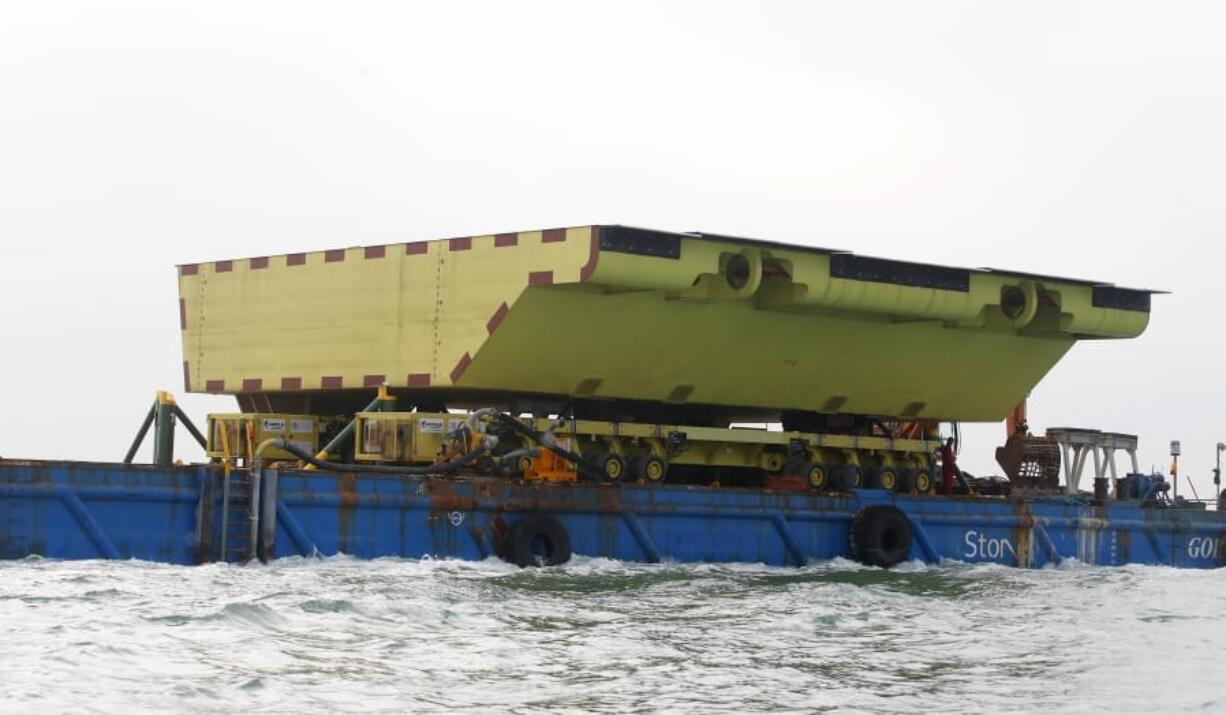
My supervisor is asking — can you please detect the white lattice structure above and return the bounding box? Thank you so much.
[1045,428,1139,495]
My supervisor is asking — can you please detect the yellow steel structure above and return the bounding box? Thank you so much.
[178,225,1153,422]
[351,410,937,489]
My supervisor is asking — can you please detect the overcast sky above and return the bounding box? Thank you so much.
[1,2,1223,496]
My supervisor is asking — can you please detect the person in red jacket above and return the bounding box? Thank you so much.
[940,437,958,495]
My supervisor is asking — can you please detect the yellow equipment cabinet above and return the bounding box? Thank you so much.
[178,225,1157,422]
[353,412,470,464]
[207,413,321,462]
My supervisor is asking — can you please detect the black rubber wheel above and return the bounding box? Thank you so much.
[913,468,934,494]
[837,465,862,490]
[629,454,668,483]
[591,452,626,482]
[795,461,829,491]
[507,514,572,567]
[849,505,913,568]
[878,468,899,491]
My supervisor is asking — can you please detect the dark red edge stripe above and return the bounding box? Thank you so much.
[363,374,386,387]
[250,256,269,269]
[406,242,428,255]
[321,375,343,389]
[183,361,191,392]
[178,299,186,330]
[486,302,510,334]
[364,245,386,259]
[215,260,232,273]
[542,228,567,243]
[407,373,431,387]
[242,378,263,392]
[205,379,225,393]
[180,264,199,276]
[449,237,472,252]
[528,270,554,286]
[494,233,518,247]
[450,353,472,384]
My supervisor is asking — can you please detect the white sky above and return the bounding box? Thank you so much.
[1,2,1223,496]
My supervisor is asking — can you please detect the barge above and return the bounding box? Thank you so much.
[2,225,1222,569]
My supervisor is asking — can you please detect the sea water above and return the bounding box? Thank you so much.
[1,556,1223,713]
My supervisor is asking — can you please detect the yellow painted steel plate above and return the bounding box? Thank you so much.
[178,225,1153,421]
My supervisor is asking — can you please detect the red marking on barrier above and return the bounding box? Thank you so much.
[205,379,225,393]
[449,237,472,252]
[321,376,343,389]
[364,245,386,259]
[183,361,191,392]
[242,378,263,392]
[542,228,567,243]
[580,227,600,281]
[180,264,199,276]
[287,253,306,266]
[486,302,510,334]
[325,249,346,263]
[363,374,386,387]
[450,353,472,384]
[528,270,554,286]
[281,377,302,390]
[765,474,808,492]
[250,256,269,269]
[179,299,186,330]
[406,242,428,255]
[214,260,233,273]
[407,373,431,387]
[495,233,518,247]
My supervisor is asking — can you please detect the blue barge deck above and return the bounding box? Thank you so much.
[2,459,1223,569]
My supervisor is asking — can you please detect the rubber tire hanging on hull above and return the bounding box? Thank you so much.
[506,514,572,568]
[849,505,913,569]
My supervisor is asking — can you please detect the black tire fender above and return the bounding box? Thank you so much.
[849,505,913,568]
[507,514,572,568]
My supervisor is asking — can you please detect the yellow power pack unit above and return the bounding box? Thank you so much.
[207,413,321,461]
[353,412,470,463]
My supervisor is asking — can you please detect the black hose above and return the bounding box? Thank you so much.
[275,439,490,475]
[492,414,588,465]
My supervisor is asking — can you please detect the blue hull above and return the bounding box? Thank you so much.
[2,460,1224,568]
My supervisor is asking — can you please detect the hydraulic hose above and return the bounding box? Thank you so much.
[490,414,587,465]
[274,438,492,475]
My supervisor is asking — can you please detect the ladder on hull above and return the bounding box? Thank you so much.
[220,470,260,563]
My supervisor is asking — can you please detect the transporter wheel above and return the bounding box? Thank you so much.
[913,468,934,494]
[507,514,572,568]
[877,469,899,491]
[592,452,626,482]
[849,505,913,569]
[837,465,862,490]
[796,461,829,491]
[630,454,668,483]
[516,454,535,474]
[476,454,498,475]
